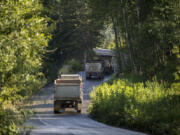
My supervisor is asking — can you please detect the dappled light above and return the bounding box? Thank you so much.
[0,0,180,135]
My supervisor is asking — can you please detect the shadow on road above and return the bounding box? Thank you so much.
[23,74,147,135]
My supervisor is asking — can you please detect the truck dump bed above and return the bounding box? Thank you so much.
[86,63,102,72]
[54,74,82,100]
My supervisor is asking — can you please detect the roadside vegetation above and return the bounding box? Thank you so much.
[58,59,83,75]
[0,0,180,134]
[0,0,51,134]
[0,0,102,134]
[89,75,180,135]
[88,0,180,134]
[42,0,103,82]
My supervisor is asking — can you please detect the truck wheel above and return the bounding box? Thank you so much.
[75,101,82,113]
[54,109,59,114]
[77,110,81,113]
[54,101,60,114]
[99,74,104,79]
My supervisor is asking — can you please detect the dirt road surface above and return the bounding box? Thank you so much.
[24,72,147,135]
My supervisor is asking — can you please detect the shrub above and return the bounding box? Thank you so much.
[89,77,180,135]
[58,59,83,75]
[68,59,83,73]
[58,65,71,75]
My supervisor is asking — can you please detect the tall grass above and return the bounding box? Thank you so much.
[89,77,180,135]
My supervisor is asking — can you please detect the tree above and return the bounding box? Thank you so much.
[88,0,180,81]
[43,0,104,80]
[0,0,50,134]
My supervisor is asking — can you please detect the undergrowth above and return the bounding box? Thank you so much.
[89,76,180,135]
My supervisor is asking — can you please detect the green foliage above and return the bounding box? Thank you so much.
[87,4,180,134]
[89,77,180,135]
[42,0,104,81]
[123,73,145,83]
[58,65,71,75]
[43,60,60,82]
[68,59,83,73]
[58,59,83,75]
[89,0,180,81]
[0,0,50,134]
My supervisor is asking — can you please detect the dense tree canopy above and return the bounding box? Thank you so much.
[0,0,179,134]
[89,0,180,81]
[88,2,180,134]
[0,0,50,134]
[43,0,104,81]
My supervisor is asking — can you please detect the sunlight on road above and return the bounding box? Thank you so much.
[23,73,147,135]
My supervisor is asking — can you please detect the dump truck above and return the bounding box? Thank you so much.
[93,48,115,74]
[103,59,114,74]
[54,74,83,113]
[85,61,104,79]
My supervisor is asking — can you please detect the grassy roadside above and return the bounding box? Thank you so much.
[88,74,180,135]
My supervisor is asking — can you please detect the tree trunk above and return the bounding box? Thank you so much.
[112,16,125,72]
[83,49,87,71]
[121,0,135,72]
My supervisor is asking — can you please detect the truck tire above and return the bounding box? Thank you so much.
[86,76,90,79]
[97,74,101,80]
[54,100,60,114]
[101,74,104,79]
[99,74,104,79]
[54,109,59,113]
[77,110,81,113]
[75,101,82,113]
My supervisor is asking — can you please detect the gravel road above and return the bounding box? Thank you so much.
[24,72,147,135]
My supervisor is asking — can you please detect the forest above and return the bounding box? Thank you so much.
[0,0,179,134]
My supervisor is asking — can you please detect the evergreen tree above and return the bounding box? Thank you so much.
[43,0,103,80]
[89,0,180,81]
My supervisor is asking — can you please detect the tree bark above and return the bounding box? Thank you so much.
[112,16,125,72]
[121,0,135,72]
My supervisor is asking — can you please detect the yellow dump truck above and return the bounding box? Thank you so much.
[54,74,83,113]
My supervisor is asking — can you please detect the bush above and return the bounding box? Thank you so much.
[68,59,83,73]
[58,65,71,75]
[89,77,180,135]
[58,59,83,75]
